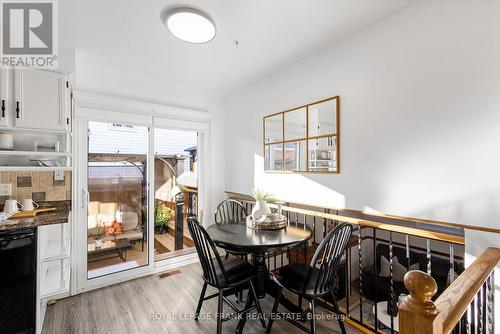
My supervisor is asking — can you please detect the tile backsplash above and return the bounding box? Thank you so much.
[0,171,72,204]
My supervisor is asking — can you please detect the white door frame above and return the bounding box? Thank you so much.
[72,97,211,294]
[152,115,210,271]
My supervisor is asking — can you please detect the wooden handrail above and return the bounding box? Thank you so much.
[436,247,500,333]
[226,190,500,235]
[399,247,500,334]
[227,192,465,245]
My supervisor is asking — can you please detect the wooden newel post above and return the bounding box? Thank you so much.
[399,270,442,334]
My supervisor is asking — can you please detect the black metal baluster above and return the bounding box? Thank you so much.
[459,309,466,334]
[345,248,350,317]
[373,228,379,330]
[312,216,317,245]
[323,209,327,239]
[406,235,411,270]
[286,209,291,265]
[303,214,307,265]
[426,239,432,275]
[471,295,476,334]
[482,281,487,334]
[487,273,494,334]
[449,243,455,284]
[287,246,291,267]
[388,233,395,332]
[478,290,483,334]
[465,303,471,334]
[358,226,363,324]
[493,271,496,334]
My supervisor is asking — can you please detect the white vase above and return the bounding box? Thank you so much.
[252,201,271,220]
[95,239,102,248]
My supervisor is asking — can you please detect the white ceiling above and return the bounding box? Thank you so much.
[62,0,411,95]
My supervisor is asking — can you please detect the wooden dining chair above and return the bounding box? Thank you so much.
[187,217,266,334]
[267,223,353,334]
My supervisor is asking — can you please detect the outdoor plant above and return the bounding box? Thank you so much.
[155,202,175,228]
[251,187,277,203]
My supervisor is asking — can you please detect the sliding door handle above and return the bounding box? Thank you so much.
[1,100,4,117]
[15,101,20,118]
[81,188,89,209]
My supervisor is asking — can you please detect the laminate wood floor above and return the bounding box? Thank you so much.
[43,263,356,334]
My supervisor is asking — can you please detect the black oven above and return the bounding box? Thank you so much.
[0,228,36,334]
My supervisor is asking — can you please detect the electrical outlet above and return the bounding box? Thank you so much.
[0,183,12,196]
[54,170,64,181]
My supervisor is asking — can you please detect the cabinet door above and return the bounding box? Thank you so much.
[14,70,68,130]
[0,69,9,127]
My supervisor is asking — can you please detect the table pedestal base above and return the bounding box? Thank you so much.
[236,253,305,333]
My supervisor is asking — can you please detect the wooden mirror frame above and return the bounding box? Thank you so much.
[263,96,340,173]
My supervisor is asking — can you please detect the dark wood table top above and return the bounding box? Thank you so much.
[206,222,312,253]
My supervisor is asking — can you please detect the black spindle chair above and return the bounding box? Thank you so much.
[215,199,249,260]
[214,199,247,225]
[267,223,353,334]
[187,217,266,334]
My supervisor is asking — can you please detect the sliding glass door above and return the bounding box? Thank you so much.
[75,106,209,292]
[153,128,198,262]
[86,121,150,279]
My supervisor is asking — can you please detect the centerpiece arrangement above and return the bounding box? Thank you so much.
[246,187,288,230]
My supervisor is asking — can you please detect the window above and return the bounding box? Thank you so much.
[263,96,340,173]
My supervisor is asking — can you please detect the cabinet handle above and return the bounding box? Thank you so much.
[1,100,4,117]
[15,101,20,118]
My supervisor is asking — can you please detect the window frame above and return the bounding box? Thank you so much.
[263,95,340,174]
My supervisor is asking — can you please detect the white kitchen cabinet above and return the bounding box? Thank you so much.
[36,220,71,334]
[14,69,69,131]
[0,69,9,127]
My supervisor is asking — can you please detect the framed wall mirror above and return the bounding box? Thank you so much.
[263,96,339,173]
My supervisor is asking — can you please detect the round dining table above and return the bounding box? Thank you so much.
[206,221,312,332]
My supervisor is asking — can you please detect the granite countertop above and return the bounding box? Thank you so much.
[0,210,70,231]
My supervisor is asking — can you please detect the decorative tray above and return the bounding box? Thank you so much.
[246,214,288,230]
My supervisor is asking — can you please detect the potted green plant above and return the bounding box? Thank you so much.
[250,187,276,219]
[155,202,174,234]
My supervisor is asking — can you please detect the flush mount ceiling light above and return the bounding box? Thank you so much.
[164,7,216,44]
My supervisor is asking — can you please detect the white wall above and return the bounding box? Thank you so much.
[223,1,500,258]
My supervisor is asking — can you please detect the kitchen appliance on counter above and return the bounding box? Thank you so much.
[0,228,36,334]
